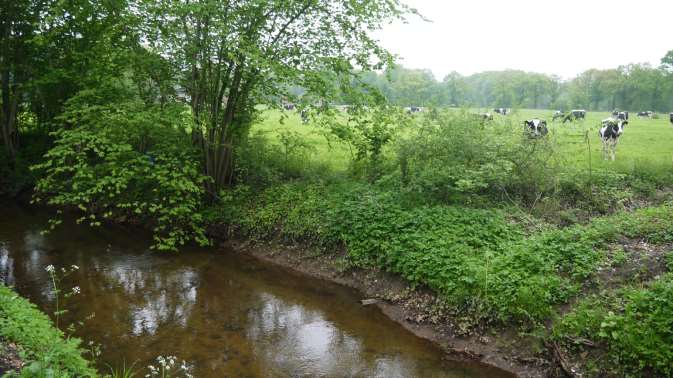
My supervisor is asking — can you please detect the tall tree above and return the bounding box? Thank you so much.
[137,0,412,195]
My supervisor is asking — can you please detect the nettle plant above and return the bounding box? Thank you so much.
[32,90,210,251]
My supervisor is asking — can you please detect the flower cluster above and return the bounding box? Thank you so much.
[145,356,192,378]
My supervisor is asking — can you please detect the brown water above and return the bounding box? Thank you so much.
[0,201,512,378]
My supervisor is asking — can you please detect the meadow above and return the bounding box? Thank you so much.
[252,107,673,179]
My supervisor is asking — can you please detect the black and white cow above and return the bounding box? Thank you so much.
[571,109,586,119]
[599,117,628,161]
[300,109,309,124]
[494,108,509,115]
[552,110,564,121]
[611,110,628,120]
[637,111,653,118]
[669,112,673,126]
[524,119,548,137]
[284,103,295,111]
[561,109,586,123]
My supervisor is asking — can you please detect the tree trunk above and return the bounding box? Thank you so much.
[1,67,18,161]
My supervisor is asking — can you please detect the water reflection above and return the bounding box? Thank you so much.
[0,201,512,378]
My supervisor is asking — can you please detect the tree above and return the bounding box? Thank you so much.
[442,71,466,106]
[0,0,43,161]
[0,0,132,161]
[661,49,673,73]
[137,0,413,195]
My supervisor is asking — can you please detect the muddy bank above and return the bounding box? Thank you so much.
[223,239,559,378]
[0,339,23,375]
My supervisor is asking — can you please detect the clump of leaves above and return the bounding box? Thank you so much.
[32,88,210,251]
[555,274,673,377]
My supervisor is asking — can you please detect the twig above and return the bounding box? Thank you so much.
[548,341,578,378]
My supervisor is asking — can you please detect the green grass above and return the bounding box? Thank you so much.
[0,284,96,377]
[505,109,673,178]
[250,108,673,181]
[251,109,353,173]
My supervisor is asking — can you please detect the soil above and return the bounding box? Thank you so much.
[0,338,23,376]
[222,239,562,378]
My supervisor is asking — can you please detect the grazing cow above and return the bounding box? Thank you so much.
[599,118,628,161]
[669,112,673,125]
[612,110,629,120]
[494,108,509,115]
[407,106,422,114]
[300,109,309,124]
[524,119,548,137]
[562,113,577,123]
[284,103,295,111]
[637,111,653,118]
[552,110,564,121]
[473,112,493,122]
[571,109,586,119]
[561,110,586,123]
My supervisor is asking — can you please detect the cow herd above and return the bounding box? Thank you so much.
[487,108,672,161]
[282,102,673,162]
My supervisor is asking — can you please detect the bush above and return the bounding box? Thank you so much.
[395,110,564,206]
[395,111,514,202]
[0,284,96,377]
[32,88,210,251]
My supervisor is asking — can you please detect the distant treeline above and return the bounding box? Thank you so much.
[354,51,673,112]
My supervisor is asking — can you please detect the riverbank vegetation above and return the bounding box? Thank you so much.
[2,0,673,376]
[0,283,95,376]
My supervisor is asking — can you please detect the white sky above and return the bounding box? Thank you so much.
[374,0,673,80]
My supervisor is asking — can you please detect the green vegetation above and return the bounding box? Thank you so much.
[0,284,96,377]
[359,63,673,112]
[3,0,673,376]
[555,274,673,377]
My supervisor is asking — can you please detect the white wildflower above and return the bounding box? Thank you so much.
[71,286,81,295]
[71,265,79,270]
[45,265,55,273]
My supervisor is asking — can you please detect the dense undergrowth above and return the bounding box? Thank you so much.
[0,284,95,377]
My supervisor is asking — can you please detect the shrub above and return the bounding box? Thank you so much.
[395,111,514,202]
[32,89,209,251]
[395,110,565,206]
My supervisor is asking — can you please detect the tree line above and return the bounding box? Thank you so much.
[359,54,673,112]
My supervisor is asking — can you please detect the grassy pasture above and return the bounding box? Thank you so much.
[252,107,673,181]
[503,109,673,177]
[252,109,353,173]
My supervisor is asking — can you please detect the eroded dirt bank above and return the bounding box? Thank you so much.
[223,239,563,378]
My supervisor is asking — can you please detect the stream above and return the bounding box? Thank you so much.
[0,200,512,378]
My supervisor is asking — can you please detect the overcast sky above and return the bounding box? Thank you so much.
[374,0,673,80]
